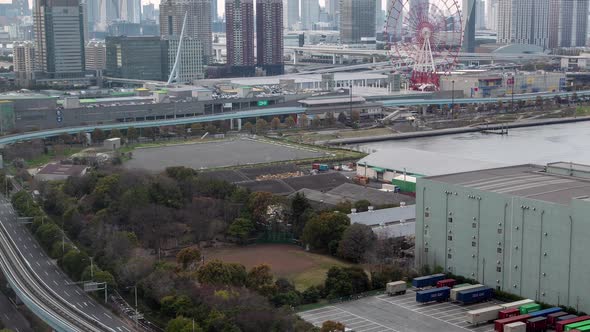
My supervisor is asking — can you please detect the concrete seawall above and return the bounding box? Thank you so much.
[325,116,590,145]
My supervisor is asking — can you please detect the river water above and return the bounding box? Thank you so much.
[357,121,590,166]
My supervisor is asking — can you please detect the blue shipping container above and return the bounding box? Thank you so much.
[412,273,446,288]
[456,287,494,304]
[558,315,578,321]
[416,286,450,303]
[530,307,563,318]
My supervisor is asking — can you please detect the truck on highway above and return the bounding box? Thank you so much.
[386,281,407,296]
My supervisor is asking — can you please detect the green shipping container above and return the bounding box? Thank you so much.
[392,179,416,193]
[519,303,541,314]
[575,323,590,331]
[565,320,590,331]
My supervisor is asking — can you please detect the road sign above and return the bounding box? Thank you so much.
[257,100,269,106]
[83,282,105,292]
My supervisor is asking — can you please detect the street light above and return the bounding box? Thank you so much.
[451,80,455,112]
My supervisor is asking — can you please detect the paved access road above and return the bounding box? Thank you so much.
[0,290,33,332]
[0,196,135,332]
[299,290,499,332]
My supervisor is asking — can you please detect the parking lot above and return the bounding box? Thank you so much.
[299,290,501,332]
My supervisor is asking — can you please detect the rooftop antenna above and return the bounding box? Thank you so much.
[167,11,188,85]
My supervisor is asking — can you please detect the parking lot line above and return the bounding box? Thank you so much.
[300,306,398,332]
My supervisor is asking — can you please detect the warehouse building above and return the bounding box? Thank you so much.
[415,162,590,313]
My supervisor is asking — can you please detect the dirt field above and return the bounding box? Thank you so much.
[203,244,351,290]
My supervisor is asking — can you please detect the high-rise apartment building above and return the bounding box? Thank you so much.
[487,0,499,31]
[325,0,338,27]
[98,0,121,31]
[85,39,106,70]
[142,3,155,21]
[339,0,375,44]
[13,41,35,88]
[33,0,86,79]
[121,0,141,23]
[211,0,217,22]
[301,0,319,30]
[160,0,212,64]
[225,0,254,75]
[283,0,299,31]
[256,0,284,75]
[475,0,485,30]
[497,0,550,49]
[409,0,429,19]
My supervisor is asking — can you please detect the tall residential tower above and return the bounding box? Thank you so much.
[225,0,255,75]
[256,0,284,75]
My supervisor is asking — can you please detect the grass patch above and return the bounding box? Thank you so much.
[337,128,394,139]
[286,250,352,291]
[26,147,84,168]
[576,106,590,116]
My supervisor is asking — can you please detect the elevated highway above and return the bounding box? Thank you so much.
[0,195,134,331]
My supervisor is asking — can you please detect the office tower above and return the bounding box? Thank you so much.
[497,0,550,49]
[85,39,106,70]
[385,0,403,41]
[487,0,499,31]
[475,0,485,30]
[283,0,299,31]
[166,37,204,82]
[121,0,141,23]
[225,0,254,75]
[33,0,85,79]
[160,0,212,64]
[256,0,284,75]
[143,3,155,21]
[462,0,475,52]
[12,0,30,16]
[13,41,35,87]
[211,0,217,22]
[375,0,383,32]
[106,36,167,80]
[301,0,319,30]
[555,0,589,48]
[325,0,338,26]
[339,0,375,44]
[97,0,121,31]
[85,0,100,33]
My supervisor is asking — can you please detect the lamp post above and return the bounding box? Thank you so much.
[511,68,516,113]
[451,80,455,112]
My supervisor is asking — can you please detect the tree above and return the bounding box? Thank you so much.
[205,124,217,134]
[247,264,274,294]
[197,259,247,286]
[299,114,308,127]
[191,123,204,135]
[351,110,360,122]
[311,117,321,129]
[92,128,105,143]
[337,223,376,263]
[325,112,336,126]
[270,117,281,130]
[321,321,345,332]
[109,128,122,139]
[127,127,138,142]
[324,266,370,299]
[35,223,61,251]
[255,118,268,133]
[243,122,254,134]
[176,247,201,270]
[166,316,203,332]
[59,133,73,144]
[302,211,350,254]
[228,218,255,243]
[143,127,156,141]
[285,116,296,128]
[290,192,312,237]
[247,191,277,224]
[354,199,371,212]
[337,112,347,124]
[61,249,90,281]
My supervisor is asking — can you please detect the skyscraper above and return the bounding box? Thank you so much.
[33,0,85,79]
[12,0,30,16]
[339,0,375,44]
[301,0,319,30]
[325,0,338,27]
[462,0,476,52]
[497,0,550,49]
[211,0,217,22]
[142,3,155,21]
[375,0,383,32]
[225,0,255,75]
[160,0,212,64]
[106,36,168,80]
[475,0,485,30]
[121,0,141,23]
[555,0,589,48]
[256,0,284,75]
[283,0,299,31]
[98,0,121,31]
[487,0,499,31]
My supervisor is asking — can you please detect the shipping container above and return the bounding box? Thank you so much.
[312,163,320,170]
[495,314,531,332]
[575,324,590,331]
[501,300,535,310]
[437,279,456,288]
[416,286,450,303]
[499,308,521,319]
[520,303,541,314]
[526,316,547,332]
[548,312,568,328]
[453,283,472,289]
[450,284,484,301]
[467,305,503,325]
[386,281,407,295]
[319,164,329,171]
[565,320,590,331]
[556,316,590,332]
[559,315,579,321]
[504,322,526,332]
[530,307,563,318]
[412,274,446,288]
[456,287,494,305]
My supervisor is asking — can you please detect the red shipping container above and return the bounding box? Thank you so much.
[436,279,456,288]
[526,316,547,332]
[556,316,590,332]
[499,308,521,319]
[312,163,320,170]
[548,312,568,328]
[495,314,531,332]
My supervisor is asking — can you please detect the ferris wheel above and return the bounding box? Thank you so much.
[385,0,463,91]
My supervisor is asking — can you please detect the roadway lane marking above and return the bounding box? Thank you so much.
[83,302,88,307]
[117,327,123,331]
[28,253,32,258]
[103,312,112,319]
[32,244,37,249]
[44,271,48,276]
[53,280,58,286]
[75,290,81,295]
[23,244,27,249]
[64,290,70,297]
[35,262,40,267]
[122,327,131,332]
[92,314,100,320]
[3,313,9,320]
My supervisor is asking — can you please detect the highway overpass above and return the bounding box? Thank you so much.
[0,90,588,146]
[0,195,134,331]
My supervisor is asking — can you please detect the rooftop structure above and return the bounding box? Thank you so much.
[35,163,88,181]
[348,205,416,238]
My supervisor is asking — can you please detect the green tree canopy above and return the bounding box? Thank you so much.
[302,211,350,254]
[337,223,376,263]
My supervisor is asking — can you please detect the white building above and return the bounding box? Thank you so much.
[348,205,416,239]
[497,0,550,49]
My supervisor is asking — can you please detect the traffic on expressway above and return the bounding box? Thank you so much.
[0,195,134,332]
